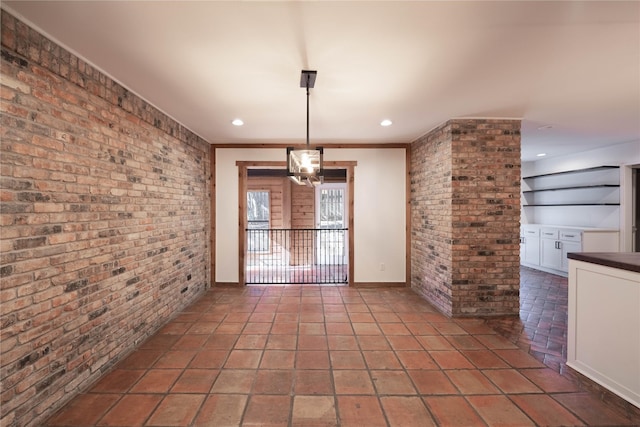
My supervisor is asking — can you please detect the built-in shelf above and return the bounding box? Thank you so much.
[523,203,620,207]
[522,165,620,208]
[523,165,619,180]
[522,184,619,194]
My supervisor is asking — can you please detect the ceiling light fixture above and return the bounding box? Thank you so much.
[287,70,323,186]
[380,119,393,127]
[232,118,244,126]
[536,153,547,157]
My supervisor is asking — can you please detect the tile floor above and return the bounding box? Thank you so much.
[46,268,640,426]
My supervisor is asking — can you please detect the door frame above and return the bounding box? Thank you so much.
[236,160,356,286]
[622,164,640,251]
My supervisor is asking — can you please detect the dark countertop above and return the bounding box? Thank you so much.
[567,252,640,274]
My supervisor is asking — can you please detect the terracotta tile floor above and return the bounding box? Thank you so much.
[45,268,640,426]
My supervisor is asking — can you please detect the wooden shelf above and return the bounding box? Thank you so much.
[523,203,619,207]
[522,166,620,208]
[523,166,619,180]
[522,184,619,194]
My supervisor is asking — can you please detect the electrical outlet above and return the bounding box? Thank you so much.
[380,263,385,271]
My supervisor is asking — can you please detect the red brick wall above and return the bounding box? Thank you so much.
[410,122,454,314]
[0,11,211,427]
[411,119,521,317]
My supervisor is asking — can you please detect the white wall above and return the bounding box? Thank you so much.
[522,140,640,236]
[215,147,407,283]
[215,148,282,283]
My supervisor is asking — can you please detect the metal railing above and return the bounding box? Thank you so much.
[245,228,348,284]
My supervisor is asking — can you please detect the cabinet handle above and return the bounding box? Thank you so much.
[564,234,575,238]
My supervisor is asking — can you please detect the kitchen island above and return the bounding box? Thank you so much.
[567,252,640,408]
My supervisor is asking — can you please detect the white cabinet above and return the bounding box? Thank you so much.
[567,257,640,408]
[541,228,583,272]
[540,228,562,270]
[520,224,619,276]
[560,231,582,271]
[520,226,540,266]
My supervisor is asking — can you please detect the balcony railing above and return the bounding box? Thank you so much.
[246,228,348,284]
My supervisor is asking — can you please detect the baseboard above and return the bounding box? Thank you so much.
[352,282,408,288]
[213,282,241,287]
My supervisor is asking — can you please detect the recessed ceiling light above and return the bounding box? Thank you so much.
[536,153,547,157]
[231,119,244,126]
[380,119,393,127]
[537,124,553,130]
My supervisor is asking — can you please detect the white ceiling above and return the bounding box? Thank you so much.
[4,1,639,161]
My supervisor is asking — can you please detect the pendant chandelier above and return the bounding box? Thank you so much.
[287,70,323,186]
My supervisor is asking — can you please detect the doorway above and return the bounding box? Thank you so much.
[315,183,347,266]
[238,162,355,285]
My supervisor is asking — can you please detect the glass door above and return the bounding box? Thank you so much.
[315,183,347,266]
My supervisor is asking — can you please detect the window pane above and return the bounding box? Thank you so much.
[319,188,344,228]
[247,191,270,223]
[247,191,270,252]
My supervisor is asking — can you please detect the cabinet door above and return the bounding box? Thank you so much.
[541,238,562,270]
[561,240,582,272]
[523,236,540,265]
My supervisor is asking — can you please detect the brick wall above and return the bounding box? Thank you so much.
[411,119,521,317]
[410,122,454,314]
[0,11,211,427]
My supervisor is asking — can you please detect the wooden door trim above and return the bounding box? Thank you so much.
[237,161,356,286]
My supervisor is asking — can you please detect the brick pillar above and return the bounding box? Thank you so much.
[411,119,521,316]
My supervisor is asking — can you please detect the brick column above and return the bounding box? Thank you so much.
[411,119,521,316]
